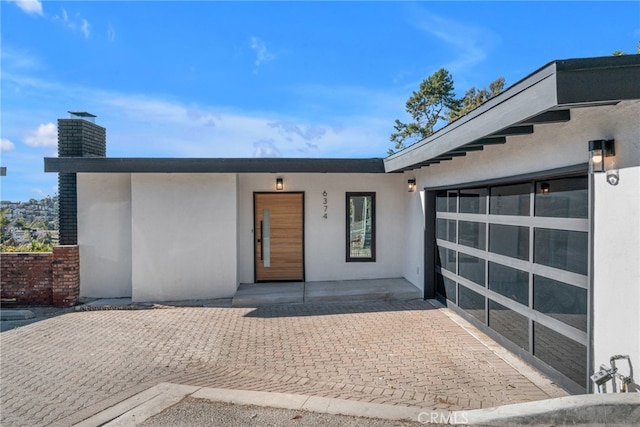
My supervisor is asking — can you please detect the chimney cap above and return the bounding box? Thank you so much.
[68,111,96,122]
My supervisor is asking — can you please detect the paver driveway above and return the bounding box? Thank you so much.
[0,300,566,426]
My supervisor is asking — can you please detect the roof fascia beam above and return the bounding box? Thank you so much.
[491,125,534,137]
[519,109,570,125]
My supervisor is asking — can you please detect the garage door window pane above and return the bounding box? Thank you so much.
[534,228,588,275]
[534,322,587,388]
[489,224,529,261]
[459,221,486,250]
[489,300,529,350]
[489,262,529,306]
[458,252,485,286]
[436,219,457,243]
[535,177,588,219]
[459,285,485,324]
[534,275,587,332]
[436,246,457,273]
[436,190,457,213]
[460,188,487,214]
[490,183,530,216]
[436,273,457,304]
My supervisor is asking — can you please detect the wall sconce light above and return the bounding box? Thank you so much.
[588,139,615,174]
[540,182,550,194]
[408,178,416,192]
[276,177,284,191]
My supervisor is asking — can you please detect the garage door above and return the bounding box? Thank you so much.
[433,176,589,390]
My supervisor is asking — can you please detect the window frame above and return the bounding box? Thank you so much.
[345,192,376,262]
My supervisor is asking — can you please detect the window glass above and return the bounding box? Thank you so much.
[436,274,457,304]
[535,177,588,219]
[489,224,529,261]
[534,228,588,275]
[436,219,457,243]
[459,221,486,250]
[436,246,457,273]
[346,193,375,262]
[534,275,587,332]
[490,183,530,216]
[436,190,457,213]
[459,188,487,214]
[458,252,485,286]
[459,285,485,324]
[489,300,529,350]
[534,322,587,388]
[489,262,529,305]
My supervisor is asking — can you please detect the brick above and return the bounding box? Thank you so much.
[1,245,79,307]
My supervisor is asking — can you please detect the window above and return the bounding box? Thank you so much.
[346,192,375,262]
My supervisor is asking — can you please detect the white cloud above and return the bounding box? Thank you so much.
[1,138,16,152]
[409,7,498,76]
[107,24,116,42]
[10,0,43,16]
[23,123,57,147]
[53,8,91,39]
[267,121,327,142]
[253,139,281,158]
[249,36,275,70]
[81,18,91,39]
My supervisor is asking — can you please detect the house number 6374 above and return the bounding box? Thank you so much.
[322,191,328,219]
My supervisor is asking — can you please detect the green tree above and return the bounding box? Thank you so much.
[1,209,11,244]
[389,68,460,154]
[447,77,505,123]
[14,217,26,228]
[612,42,640,55]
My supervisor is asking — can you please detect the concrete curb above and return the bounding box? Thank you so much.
[0,309,36,320]
[458,393,640,426]
[73,383,425,426]
[74,382,640,427]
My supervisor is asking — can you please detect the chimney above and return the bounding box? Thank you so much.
[57,111,106,245]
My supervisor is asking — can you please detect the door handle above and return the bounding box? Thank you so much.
[259,220,264,260]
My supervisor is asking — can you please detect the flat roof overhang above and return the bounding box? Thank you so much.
[44,157,387,174]
[384,55,640,173]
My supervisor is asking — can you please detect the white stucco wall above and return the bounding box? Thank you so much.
[77,173,132,298]
[402,186,425,292]
[591,100,640,390]
[131,173,238,302]
[237,173,405,283]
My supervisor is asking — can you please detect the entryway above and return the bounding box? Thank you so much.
[254,192,304,282]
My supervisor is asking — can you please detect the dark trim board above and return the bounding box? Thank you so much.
[45,157,386,174]
[423,163,588,191]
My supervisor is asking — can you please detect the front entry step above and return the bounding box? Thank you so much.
[232,278,422,308]
[232,282,304,307]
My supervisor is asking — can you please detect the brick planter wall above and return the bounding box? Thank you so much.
[52,246,80,307]
[1,245,79,307]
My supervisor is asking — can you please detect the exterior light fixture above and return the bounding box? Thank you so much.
[276,177,284,191]
[540,182,550,194]
[588,139,615,174]
[408,178,416,192]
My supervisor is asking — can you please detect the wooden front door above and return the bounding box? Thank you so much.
[254,193,304,282]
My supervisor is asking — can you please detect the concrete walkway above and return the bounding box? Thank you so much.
[231,278,422,307]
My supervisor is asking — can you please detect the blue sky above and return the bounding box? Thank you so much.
[1,1,639,202]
